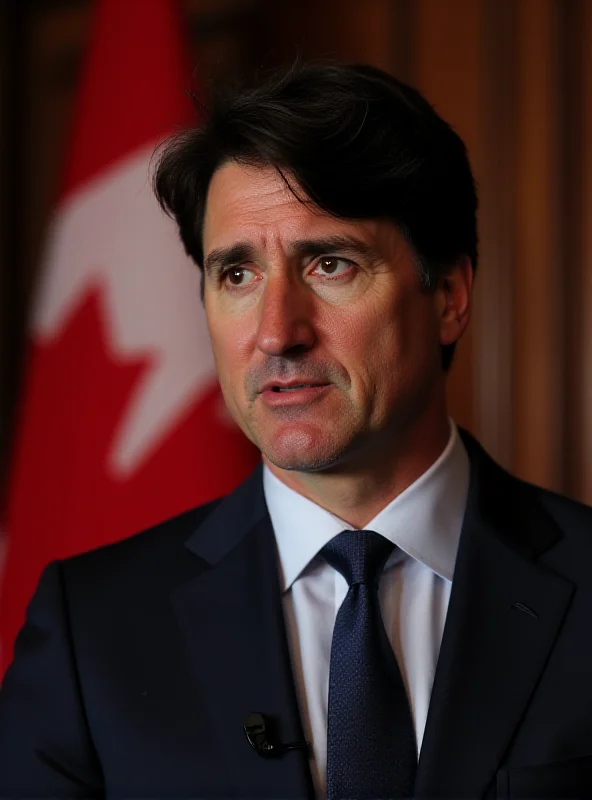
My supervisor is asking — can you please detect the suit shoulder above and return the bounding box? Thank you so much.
[508,472,592,555]
[463,430,592,559]
[60,496,223,584]
[533,483,592,531]
[464,429,592,532]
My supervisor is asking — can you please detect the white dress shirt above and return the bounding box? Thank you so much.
[262,420,470,798]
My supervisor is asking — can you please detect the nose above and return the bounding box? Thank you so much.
[256,273,316,356]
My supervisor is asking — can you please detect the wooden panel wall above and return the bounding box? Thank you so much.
[412,0,482,438]
[512,0,562,488]
[578,0,592,503]
[414,0,589,500]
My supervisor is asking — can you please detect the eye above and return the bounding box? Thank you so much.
[312,257,354,278]
[221,266,257,288]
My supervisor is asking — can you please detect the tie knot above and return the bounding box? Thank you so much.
[320,530,394,586]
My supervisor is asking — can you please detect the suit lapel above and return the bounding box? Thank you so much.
[172,466,314,799]
[414,434,574,798]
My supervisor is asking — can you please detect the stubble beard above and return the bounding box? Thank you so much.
[249,401,371,474]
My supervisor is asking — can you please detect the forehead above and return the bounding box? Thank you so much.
[203,161,382,251]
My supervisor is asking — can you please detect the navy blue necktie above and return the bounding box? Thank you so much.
[321,530,417,800]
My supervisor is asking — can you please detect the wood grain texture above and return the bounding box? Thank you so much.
[511,0,562,489]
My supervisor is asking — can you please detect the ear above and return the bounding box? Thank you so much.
[435,256,473,347]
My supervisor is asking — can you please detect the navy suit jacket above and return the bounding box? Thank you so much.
[1,430,592,799]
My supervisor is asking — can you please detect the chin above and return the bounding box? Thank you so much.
[259,425,354,473]
[263,451,339,473]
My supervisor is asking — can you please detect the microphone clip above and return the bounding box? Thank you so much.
[243,712,310,759]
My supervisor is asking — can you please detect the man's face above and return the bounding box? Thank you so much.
[202,161,457,473]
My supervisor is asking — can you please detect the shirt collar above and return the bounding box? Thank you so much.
[263,420,470,591]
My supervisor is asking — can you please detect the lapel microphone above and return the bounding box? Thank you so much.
[243,712,310,758]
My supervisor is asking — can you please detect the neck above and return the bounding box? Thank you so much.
[263,410,452,529]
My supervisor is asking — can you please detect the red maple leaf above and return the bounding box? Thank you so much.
[0,285,260,673]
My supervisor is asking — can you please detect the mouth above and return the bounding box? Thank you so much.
[259,382,331,407]
[260,380,330,394]
[270,384,325,393]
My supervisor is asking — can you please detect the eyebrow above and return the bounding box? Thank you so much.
[203,235,381,277]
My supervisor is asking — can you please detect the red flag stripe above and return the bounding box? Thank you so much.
[61,0,191,200]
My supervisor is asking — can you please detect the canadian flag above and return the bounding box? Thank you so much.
[0,0,259,676]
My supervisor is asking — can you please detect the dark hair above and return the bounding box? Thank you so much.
[154,61,478,371]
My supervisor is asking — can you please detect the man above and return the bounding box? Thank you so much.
[1,61,591,800]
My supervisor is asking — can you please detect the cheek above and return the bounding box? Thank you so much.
[207,315,250,389]
[336,290,436,396]
[332,290,404,367]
